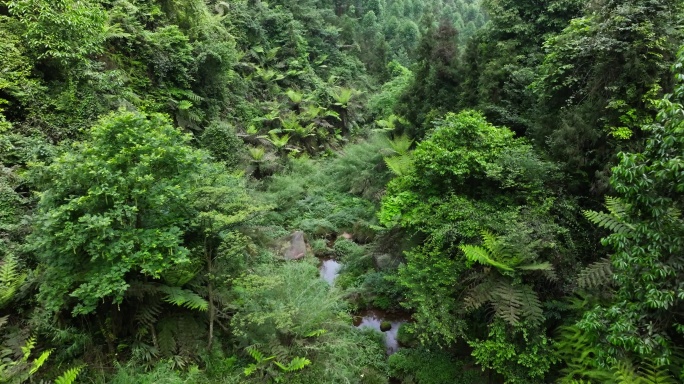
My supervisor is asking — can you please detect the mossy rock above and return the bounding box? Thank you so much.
[380,321,392,332]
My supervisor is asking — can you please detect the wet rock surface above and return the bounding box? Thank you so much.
[284,230,307,260]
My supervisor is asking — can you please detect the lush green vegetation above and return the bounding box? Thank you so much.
[1,0,683,383]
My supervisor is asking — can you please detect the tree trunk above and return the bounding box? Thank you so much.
[206,240,215,350]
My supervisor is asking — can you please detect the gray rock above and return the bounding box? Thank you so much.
[284,231,307,260]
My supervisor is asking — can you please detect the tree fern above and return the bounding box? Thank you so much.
[577,258,613,290]
[285,89,304,104]
[384,155,413,176]
[248,146,266,161]
[461,232,550,327]
[388,134,413,156]
[54,366,84,384]
[330,87,358,107]
[158,286,208,311]
[134,300,163,328]
[267,132,291,150]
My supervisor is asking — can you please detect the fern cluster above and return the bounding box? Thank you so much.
[0,254,25,309]
[459,231,553,327]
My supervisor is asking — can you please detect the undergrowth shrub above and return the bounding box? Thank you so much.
[389,348,483,384]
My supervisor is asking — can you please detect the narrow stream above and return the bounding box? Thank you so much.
[353,309,409,355]
[317,256,409,355]
[319,258,342,285]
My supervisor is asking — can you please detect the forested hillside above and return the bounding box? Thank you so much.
[1,0,683,383]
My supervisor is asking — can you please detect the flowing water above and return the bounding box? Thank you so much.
[316,256,409,355]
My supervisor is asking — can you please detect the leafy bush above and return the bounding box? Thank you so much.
[230,260,388,383]
[389,348,483,384]
[200,121,246,168]
[109,361,202,384]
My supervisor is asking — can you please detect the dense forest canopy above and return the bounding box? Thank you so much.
[1,0,683,383]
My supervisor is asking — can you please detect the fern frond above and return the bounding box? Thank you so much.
[246,344,265,362]
[460,244,514,272]
[490,282,523,326]
[304,329,326,337]
[485,281,544,326]
[583,210,634,235]
[159,286,208,311]
[21,336,36,362]
[135,300,163,327]
[285,89,304,104]
[480,230,498,253]
[605,196,627,217]
[518,285,544,327]
[248,146,266,161]
[463,280,495,311]
[29,349,53,375]
[384,155,413,176]
[55,366,84,384]
[268,340,289,363]
[388,134,413,156]
[280,357,311,372]
[157,321,177,356]
[0,254,26,308]
[634,361,677,384]
[613,360,639,383]
[577,258,613,290]
[244,363,258,376]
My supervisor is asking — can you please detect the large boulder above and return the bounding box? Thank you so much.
[284,231,307,260]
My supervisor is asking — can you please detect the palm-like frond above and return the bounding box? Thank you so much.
[388,134,413,156]
[248,146,266,161]
[460,244,514,272]
[464,279,544,327]
[583,196,634,235]
[158,286,208,311]
[384,155,413,176]
[330,87,359,107]
[285,89,304,104]
[577,258,613,290]
[267,132,291,149]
